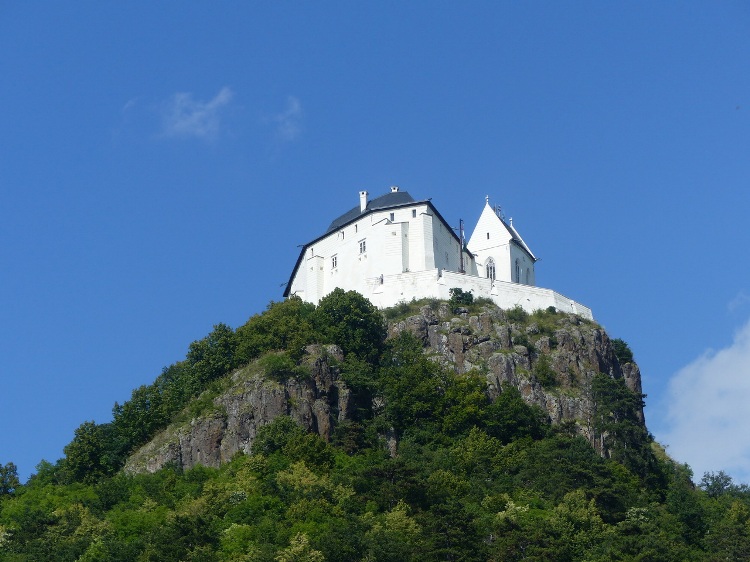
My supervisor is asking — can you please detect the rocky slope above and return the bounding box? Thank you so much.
[125,303,643,474]
[389,302,643,424]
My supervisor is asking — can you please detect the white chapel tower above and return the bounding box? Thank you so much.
[467,197,537,286]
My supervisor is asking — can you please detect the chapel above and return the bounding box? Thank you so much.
[284,187,591,319]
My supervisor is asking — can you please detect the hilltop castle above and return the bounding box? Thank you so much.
[284,187,592,319]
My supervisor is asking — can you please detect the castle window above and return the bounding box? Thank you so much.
[332,255,338,269]
[486,258,496,282]
[359,239,367,254]
[389,212,395,221]
[412,209,417,218]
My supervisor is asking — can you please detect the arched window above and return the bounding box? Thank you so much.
[486,258,496,282]
[515,259,521,283]
[526,268,530,284]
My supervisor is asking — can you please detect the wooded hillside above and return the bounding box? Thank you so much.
[1,291,748,561]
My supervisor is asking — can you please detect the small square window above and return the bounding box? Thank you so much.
[412,209,417,218]
[359,239,367,254]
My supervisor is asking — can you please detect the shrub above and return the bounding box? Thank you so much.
[383,300,416,320]
[506,305,529,323]
[612,338,634,364]
[533,355,557,387]
[259,352,306,382]
[449,287,474,308]
[251,416,306,456]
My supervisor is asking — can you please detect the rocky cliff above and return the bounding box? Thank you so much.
[389,302,643,424]
[125,302,643,474]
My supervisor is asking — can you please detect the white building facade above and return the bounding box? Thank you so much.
[284,187,592,319]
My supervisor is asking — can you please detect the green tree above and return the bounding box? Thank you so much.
[665,463,706,546]
[252,416,306,457]
[236,297,318,363]
[112,384,168,456]
[187,322,238,386]
[590,373,653,478]
[705,500,750,559]
[611,337,634,364]
[337,354,378,423]
[62,421,114,483]
[275,533,324,562]
[0,462,20,498]
[362,501,423,562]
[314,289,386,363]
[441,372,492,436]
[378,332,448,435]
[700,470,746,498]
[485,385,548,443]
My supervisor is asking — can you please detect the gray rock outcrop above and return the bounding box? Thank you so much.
[127,303,644,474]
[125,345,349,474]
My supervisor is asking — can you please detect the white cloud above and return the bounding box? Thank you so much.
[728,291,750,313]
[662,318,750,483]
[160,87,233,140]
[272,96,302,141]
[122,97,141,113]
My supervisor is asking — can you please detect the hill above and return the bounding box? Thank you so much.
[124,297,644,476]
[1,290,749,561]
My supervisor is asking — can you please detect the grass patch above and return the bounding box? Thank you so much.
[383,297,442,322]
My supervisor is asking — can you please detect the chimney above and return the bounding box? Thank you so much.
[359,190,368,212]
[390,186,399,193]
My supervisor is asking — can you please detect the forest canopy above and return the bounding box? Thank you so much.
[2,291,748,561]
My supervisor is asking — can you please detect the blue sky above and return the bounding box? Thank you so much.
[2,2,749,483]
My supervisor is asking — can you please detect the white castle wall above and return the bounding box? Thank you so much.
[287,193,591,319]
[365,269,593,320]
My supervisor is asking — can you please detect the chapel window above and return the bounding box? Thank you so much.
[389,212,395,222]
[486,258,496,282]
[359,239,367,254]
[515,260,521,283]
[332,255,338,269]
[412,209,417,218]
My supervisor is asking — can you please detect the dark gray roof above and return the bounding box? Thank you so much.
[505,219,537,261]
[326,191,416,232]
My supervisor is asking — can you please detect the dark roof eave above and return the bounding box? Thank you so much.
[510,238,538,262]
